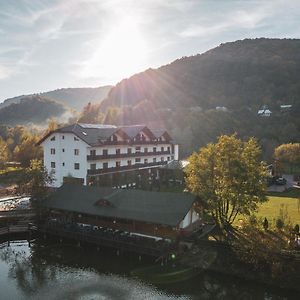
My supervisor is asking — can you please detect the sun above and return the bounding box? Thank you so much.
[81,17,148,81]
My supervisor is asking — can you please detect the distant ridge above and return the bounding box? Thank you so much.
[100,38,300,112]
[0,86,112,111]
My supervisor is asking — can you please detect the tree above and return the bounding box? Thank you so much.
[78,102,103,124]
[185,135,267,229]
[13,134,43,167]
[16,159,54,202]
[0,137,9,168]
[274,143,300,173]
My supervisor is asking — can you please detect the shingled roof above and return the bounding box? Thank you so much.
[43,184,196,227]
[37,123,171,146]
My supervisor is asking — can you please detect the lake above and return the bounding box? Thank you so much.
[0,239,298,299]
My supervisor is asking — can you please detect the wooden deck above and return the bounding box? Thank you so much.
[38,222,174,257]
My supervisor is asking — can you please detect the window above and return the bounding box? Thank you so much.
[135,158,141,163]
[51,162,56,168]
[167,146,170,153]
[127,148,132,154]
[62,148,65,153]
[50,148,55,155]
[90,163,96,170]
[111,135,117,142]
[74,163,80,170]
[62,135,65,140]
[153,147,156,153]
[135,146,141,153]
[167,157,170,161]
[90,150,96,156]
[103,162,108,169]
[116,149,120,155]
[62,162,65,167]
[144,158,148,164]
[171,155,174,160]
[116,161,121,168]
[74,149,79,155]
[103,149,108,156]
[50,136,55,141]
[74,136,79,141]
[144,147,148,153]
[161,157,164,162]
[153,158,157,163]
[161,146,164,152]
[127,160,132,166]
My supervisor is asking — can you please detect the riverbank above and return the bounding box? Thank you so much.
[181,239,300,293]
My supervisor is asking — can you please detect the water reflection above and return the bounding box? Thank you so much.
[0,240,298,299]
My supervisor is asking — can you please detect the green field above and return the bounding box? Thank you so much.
[256,196,300,225]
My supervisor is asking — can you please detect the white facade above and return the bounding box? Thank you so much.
[40,124,179,187]
[179,208,200,229]
[42,132,88,187]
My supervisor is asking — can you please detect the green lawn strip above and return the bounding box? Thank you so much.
[267,187,300,198]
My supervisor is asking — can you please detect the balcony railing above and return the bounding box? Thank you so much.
[87,150,172,161]
[96,140,172,146]
[87,161,168,176]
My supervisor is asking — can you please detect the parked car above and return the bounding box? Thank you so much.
[275,177,287,185]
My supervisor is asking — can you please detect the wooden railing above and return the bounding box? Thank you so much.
[39,224,171,257]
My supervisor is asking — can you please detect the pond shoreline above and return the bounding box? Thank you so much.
[185,241,300,293]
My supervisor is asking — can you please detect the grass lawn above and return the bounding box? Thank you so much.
[256,196,300,225]
[236,188,300,227]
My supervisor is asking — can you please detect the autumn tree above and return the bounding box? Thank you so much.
[274,143,300,173]
[16,159,54,201]
[185,135,267,229]
[0,137,9,168]
[13,133,43,167]
[78,102,104,124]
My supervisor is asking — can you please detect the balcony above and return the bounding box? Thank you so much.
[87,150,171,161]
[93,140,173,146]
[87,161,168,176]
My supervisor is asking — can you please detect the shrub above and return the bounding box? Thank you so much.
[249,215,257,226]
[276,218,284,230]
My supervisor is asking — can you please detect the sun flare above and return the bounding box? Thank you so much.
[81,18,148,81]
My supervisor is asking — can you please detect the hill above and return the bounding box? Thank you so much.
[97,38,300,159]
[0,95,72,126]
[101,38,300,112]
[0,86,111,112]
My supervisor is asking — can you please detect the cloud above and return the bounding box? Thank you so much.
[179,1,285,38]
[0,65,14,80]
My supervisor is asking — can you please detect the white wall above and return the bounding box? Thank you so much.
[42,133,88,187]
[42,133,178,187]
[179,208,200,229]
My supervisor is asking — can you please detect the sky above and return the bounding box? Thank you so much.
[0,0,300,101]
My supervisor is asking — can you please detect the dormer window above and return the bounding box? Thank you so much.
[111,135,118,142]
